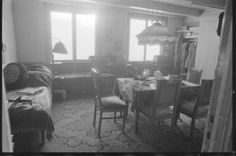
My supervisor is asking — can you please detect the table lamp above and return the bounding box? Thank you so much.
[51,41,68,64]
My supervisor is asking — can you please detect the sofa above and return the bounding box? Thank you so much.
[51,61,116,99]
[4,63,54,151]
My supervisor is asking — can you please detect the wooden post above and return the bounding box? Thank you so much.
[201,0,232,152]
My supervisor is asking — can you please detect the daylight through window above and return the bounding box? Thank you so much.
[51,12,96,61]
[129,18,160,62]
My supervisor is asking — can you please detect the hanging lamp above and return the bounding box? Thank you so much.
[136,0,175,45]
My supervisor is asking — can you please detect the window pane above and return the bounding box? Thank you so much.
[129,19,145,61]
[76,14,96,60]
[146,44,161,61]
[146,19,161,61]
[51,12,73,61]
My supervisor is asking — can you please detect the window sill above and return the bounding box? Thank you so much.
[52,60,91,64]
[128,61,154,64]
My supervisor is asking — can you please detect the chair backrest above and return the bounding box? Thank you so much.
[154,78,181,107]
[91,68,102,108]
[196,79,213,107]
[186,68,203,84]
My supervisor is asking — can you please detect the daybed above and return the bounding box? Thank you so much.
[4,63,54,150]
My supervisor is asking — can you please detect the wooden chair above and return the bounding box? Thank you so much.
[135,78,181,142]
[91,68,129,138]
[178,79,213,139]
[186,68,203,85]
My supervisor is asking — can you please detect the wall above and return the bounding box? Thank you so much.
[95,9,129,59]
[194,13,221,79]
[2,0,17,65]
[12,0,184,63]
[12,0,48,63]
[184,16,200,26]
[2,1,15,151]
[2,70,14,152]
[168,16,185,34]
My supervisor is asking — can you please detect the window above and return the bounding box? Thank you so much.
[50,12,96,62]
[129,18,160,62]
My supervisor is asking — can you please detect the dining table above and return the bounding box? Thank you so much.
[113,76,200,112]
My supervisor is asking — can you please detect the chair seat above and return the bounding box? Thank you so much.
[140,105,173,120]
[101,96,126,111]
[181,101,209,117]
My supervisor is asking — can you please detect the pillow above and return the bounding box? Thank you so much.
[28,71,53,88]
[30,64,53,76]
[4,63,29,91]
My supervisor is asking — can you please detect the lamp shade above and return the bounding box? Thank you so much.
[52,41,68,54]
[136,22,175,45]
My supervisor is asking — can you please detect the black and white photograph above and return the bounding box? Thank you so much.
[2,0,232,154]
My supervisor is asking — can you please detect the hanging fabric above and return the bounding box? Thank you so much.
[179,42,188,63]
[173,33,184,73]
[185,41,197,68]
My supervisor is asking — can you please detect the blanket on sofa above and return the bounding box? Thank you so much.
[8,86,54,139]
[5,63,55,140]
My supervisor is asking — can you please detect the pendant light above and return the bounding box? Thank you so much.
[136,0,175,45]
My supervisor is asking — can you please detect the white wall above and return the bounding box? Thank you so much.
[12,0,184,63]
[12,0,48,63]
[2,70,13,152]
[168,16,185,34]
[2,0,17,65]
[195,13,221,79]
[184,16,200,26]
[95,9,129,58]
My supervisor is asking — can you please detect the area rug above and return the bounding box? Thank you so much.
[39,97,205,152]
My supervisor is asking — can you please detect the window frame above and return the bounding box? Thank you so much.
[49,9,96,63]
[128,16,162,63]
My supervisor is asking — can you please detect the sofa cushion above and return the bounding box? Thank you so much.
[101,96,126,110]
[180,101,209,117]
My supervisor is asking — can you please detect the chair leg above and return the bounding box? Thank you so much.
[120,112,123,117]
[151,118,155,145]
[171,113,178,138]
[190,118,195,139]
[114,112,117,123]
[135,110,140,133]
[170,119,175,140]
[93,105,97,127]
[41,129,45,145]
[122,110,128,134]
[98,112,103,138]
[157,120,161,127]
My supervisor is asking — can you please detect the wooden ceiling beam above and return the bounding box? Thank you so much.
[93,0,204,17]
[40,0,204,17]
[189,0,226,9]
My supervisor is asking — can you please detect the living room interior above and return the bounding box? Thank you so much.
[2,0,232,153]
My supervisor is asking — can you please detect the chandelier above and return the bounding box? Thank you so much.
[136,0,175,45]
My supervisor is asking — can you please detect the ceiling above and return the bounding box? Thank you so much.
[40,0,225,17]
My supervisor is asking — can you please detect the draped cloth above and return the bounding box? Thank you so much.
[173,33,184,74]
[185,42,197,68]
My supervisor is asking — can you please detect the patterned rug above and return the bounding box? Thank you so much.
[39,96,205,152]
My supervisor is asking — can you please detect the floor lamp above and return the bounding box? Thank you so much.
[51,41,68,64]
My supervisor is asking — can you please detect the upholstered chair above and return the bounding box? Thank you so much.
[91,68,129,138]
